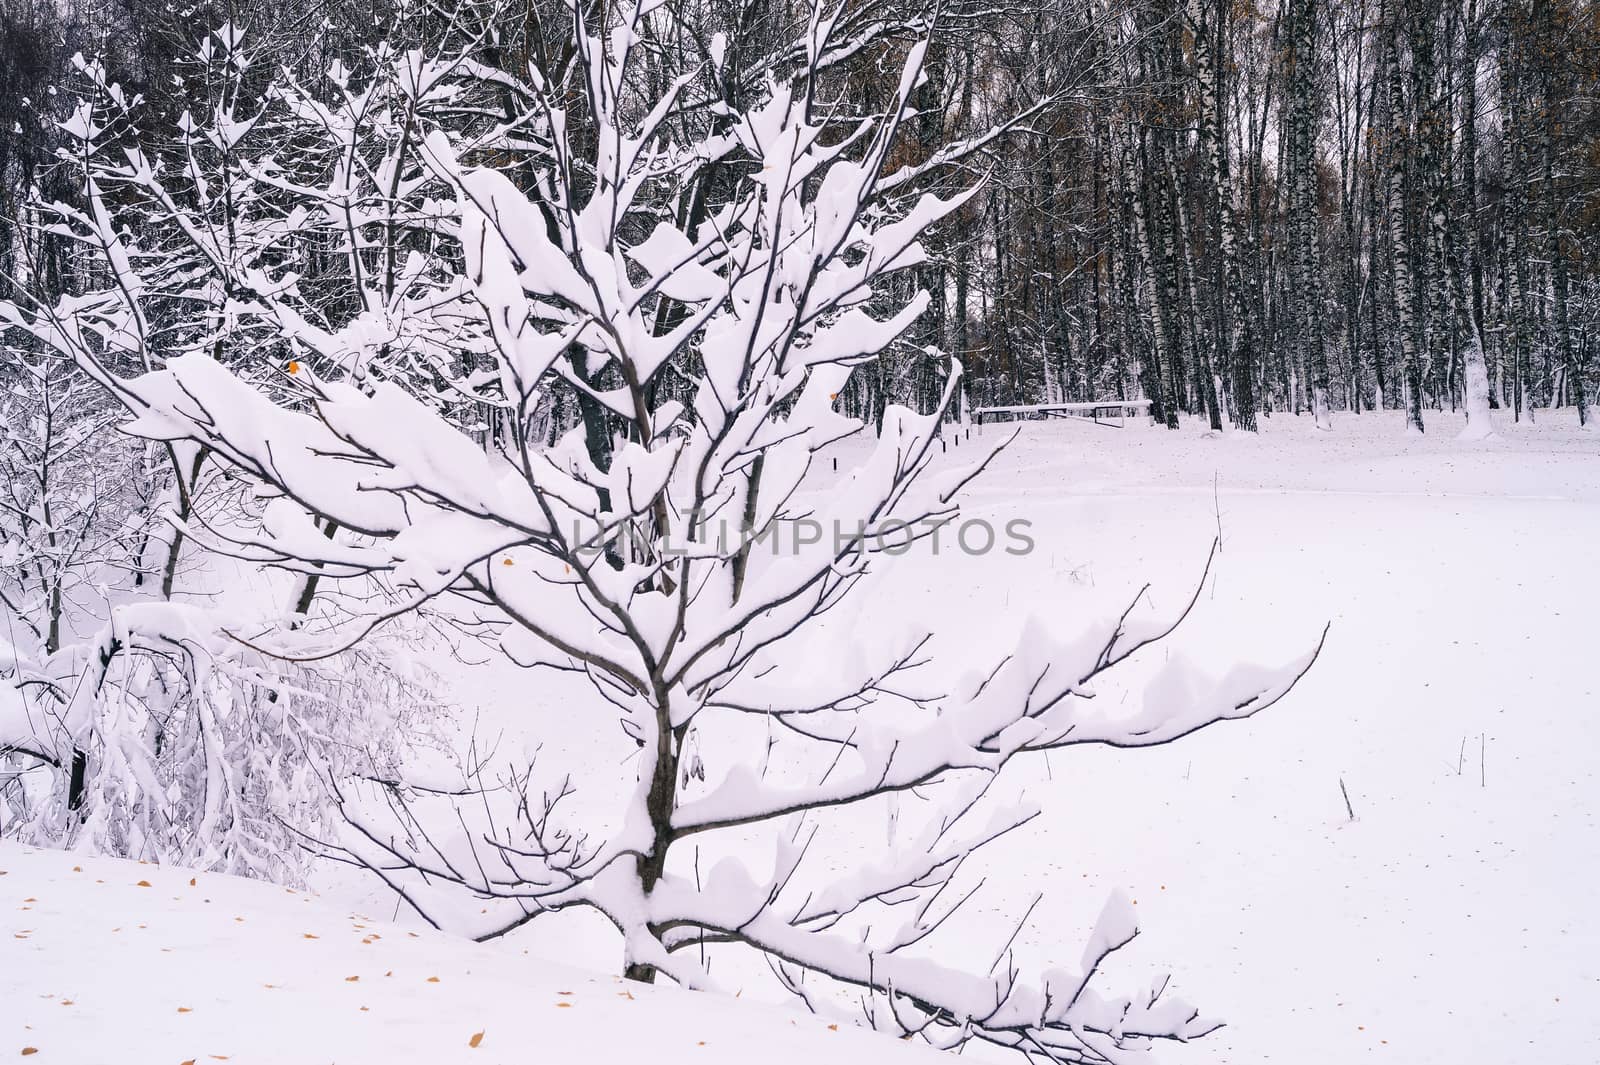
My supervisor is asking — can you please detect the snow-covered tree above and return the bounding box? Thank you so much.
[0,348,143,654]
[13,1,1324,1057]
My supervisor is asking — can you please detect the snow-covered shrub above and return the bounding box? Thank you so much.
[0,25,453,882]
[0,594,443,884]
[0,350,443,882]
[0,347,144,652]
[10,1,1324,1057]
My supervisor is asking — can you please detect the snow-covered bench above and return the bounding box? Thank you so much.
[973,399,1153,427]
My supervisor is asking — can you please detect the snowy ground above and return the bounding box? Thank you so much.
[1,843,936,1064]
[10,407,1598,1063]
[900,408,1600,1064]
[417,407,1600,1064]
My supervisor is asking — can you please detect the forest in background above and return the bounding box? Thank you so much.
[5,0,1599,434]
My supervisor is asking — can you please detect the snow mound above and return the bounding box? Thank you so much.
[1,843,935,1064]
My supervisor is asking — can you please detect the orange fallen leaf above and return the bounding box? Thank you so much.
[468,1032,484,1049]
[21,1049,37,1057]
[827,1024,839,1031]
[23,897,36,902]
[210,1057,231,1061]
[189,879,196,887]
[557,990,573,996]
[287,361,301,375]
[359,1006,369,1012]
[59,1001,73,1007]
[345,976,359,983]
[181,1060,195,1065]
[71,867,81,873]
[555,1002,572,1008]
[177,1007,192,1014]
[302,933,319,940]
[136,880,152,888]
[426,976,440,983]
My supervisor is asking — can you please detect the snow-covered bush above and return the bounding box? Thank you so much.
[0,347,144,652]
[0,351,441,883]
[10,1,1324,1057]
[0,25,451,882]
[0,596,441,883]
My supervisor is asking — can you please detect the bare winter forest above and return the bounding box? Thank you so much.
[1,1,1597,1063]
[5,0,1600,431]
